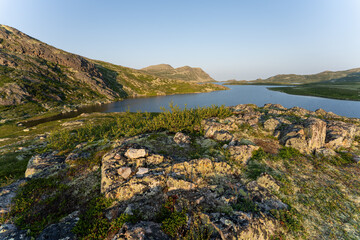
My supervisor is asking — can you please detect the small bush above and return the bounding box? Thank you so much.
[233,195,259,213]
[10,177,75,237]
[278,147,301,159]
[73,196,139,239]
[46,104,233,152]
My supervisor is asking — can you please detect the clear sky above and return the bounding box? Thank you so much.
[0,0,360,81]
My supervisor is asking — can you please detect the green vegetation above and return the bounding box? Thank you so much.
[45,104,232,152]
[73,196,139,240]
[0,152,31,187]
[269,73,360,101]
[9,176,75,236]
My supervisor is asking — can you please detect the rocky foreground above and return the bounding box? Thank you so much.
[0,103,359,239]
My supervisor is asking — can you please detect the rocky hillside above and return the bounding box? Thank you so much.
[0,103,359,239]
[141,64,215,82]
[0,25,226,117]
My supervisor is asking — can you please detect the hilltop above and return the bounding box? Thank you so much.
[223,68,360,101]
[225,67,360,85]
[0,103,359,239]
[0,25,226,119]
[141,64,215,82]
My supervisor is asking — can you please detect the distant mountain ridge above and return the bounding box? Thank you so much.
[0,25,226,116]
[141,64,215,82]
[224,67,360,85]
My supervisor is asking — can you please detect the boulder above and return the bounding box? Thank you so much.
[246,181,288,211]
[315,148,337,157]
[25,152,66,178]
[136,167,149,175]
[0,223,30,240]
[118,167,132,179]
[303,117,326,150]
[325,121,357,149]
[263,118,280,132]
[125,148,148,159]
[279,118,326,153]
[37,211,79,240]
[228,145,260,165]
[173,132,191,146]
[113,221,170,240]
[212,130,233,142]
[0,179,26,216]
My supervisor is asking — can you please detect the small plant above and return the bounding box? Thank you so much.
[10,177,75,237]
[233,194,258,213]
[278,147,301,159]
[270,208,303,234]
[73,196,139,239]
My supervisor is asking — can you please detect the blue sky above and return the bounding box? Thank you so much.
[0,0,359,80]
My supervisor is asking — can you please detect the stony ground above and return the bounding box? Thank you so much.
[0,103,359,240]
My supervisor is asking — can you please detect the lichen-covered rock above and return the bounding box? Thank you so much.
[279,118,326,153]
[304,117,326,150]
[246,181,288,211]
[325,121,357,149]
[173,132,191,146]
[0,223,30,240]
[113,221,170,240]
[37,211,79,240]
[0,179,26,216]
[315,148,337,157]
[256,173,280,192]
[125,148,148,159]
[263,118,280,133]
[25,152,66,178]
[228,145,260,165]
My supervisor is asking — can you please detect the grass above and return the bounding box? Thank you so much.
[0,152,31,187]
[45,104,233,152]
[9,176,77,237]
[269,78,360,101]
[73,196,140,239]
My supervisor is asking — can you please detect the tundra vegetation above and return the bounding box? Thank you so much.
[0,103,359,239]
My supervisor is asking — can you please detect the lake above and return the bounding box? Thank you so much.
[96,85,360,118]
[23,85,360,127]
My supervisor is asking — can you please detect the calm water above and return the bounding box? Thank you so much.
[98,85,360,118]
[24,85,360,127]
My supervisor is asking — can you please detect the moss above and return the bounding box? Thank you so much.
[0,152,30,187]
[10,176,77,237]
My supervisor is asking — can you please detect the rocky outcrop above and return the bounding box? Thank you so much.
[325,121,358,149]
[173,132,191,146]
[227,145,260,165]
[114,221,170,240]
[279,117,326,153]
[25,152,66,178]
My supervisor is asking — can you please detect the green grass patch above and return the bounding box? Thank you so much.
[0,152,30,187]
[46,104,233,152]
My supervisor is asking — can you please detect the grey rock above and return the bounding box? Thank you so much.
[113,221,170,240]
[125,148,148,159]
[0,179,27,215]
[37,211,79,240]
[118,167,132,179]
[173,132,191,146]
[25,152,66,178]
[0,224,30,240]
[136,167,149,175]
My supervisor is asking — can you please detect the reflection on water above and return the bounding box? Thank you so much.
[23,85,360,127]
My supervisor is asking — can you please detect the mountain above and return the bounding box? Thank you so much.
[269,72,360,101]
[141,64,215,82]
[224,67,360,85]
[0,25,226,117]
